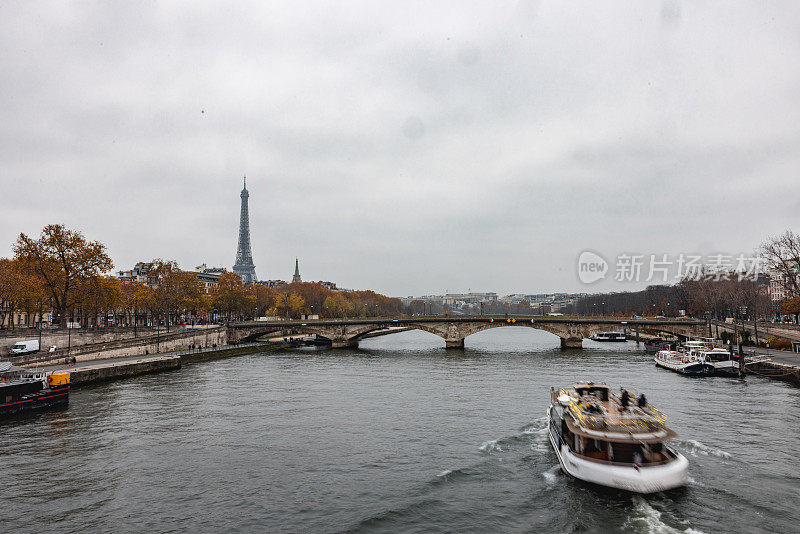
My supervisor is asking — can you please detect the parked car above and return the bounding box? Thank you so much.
[10,340,40,355]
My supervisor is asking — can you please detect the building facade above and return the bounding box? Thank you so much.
[769,270,800,302]
[116,261,156,286]
[193,264,227,295]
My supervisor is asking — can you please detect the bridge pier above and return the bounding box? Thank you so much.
[560,337,583,349]
[331,338,359,349]
[445,338,465,349]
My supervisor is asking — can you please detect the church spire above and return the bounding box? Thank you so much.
[292,257,302,283]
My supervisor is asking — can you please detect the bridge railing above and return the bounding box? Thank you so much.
[230,315,705,327]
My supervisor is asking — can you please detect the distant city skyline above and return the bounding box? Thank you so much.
[2,2,799,296]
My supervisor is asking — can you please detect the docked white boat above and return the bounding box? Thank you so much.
[700,347,739,376]
[548,382,688,493]
[654,349,715,376]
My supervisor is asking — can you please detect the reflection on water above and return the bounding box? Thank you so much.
[2,328,798,533]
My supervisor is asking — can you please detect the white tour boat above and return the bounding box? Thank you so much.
[590,331,627,342]
[548,382,688,493]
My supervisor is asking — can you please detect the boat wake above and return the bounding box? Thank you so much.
[520,417,548,435]
[478,417,549,454]
[625,496,707,534]
[542,465,560,485]
[432,467,471,484]
[478,439,503,453]
[674,439,732,460]
[686,476,704,488]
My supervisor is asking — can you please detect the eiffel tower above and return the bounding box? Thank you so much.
[233,176,257,284]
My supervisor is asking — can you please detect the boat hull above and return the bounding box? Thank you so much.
[547,407,688,493]
[644,343,668,354]
[711,360,740,376]
[0,386,69,418]
[654,357,715,376]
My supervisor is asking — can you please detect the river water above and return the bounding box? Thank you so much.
[3,328,799,533]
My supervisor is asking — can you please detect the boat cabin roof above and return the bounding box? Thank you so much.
[564,414,677,443]
[555,384,674,441]
[683,340,708,348]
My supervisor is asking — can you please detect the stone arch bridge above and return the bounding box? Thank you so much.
[227,316,706,349]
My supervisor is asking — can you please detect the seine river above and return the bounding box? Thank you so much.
[3,328,799,533]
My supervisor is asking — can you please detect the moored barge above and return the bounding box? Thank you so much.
[654,349,715,376]
[0,362,70,419]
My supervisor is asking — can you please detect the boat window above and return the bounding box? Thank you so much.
[579,439,609,460]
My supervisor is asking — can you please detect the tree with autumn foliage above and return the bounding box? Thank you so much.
[250,283,277,318]
[0,258,25,328]
[781,296,800,323]
[78,276,122,327]
[119,280,146,326]
[212,272,249,321]
[13,225,114,326]
[148,260,205,328]
[323,292,353,318]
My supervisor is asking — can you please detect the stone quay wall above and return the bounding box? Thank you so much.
[68,356,182,385]
[0,326,214,355]
[9,327,227,366]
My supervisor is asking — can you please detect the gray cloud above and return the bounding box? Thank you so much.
[1,1,799,296]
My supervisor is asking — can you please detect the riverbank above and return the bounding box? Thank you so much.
[34,342,283,386]
[744,347,800,384]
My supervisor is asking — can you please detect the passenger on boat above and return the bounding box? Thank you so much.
[638,393,647,408]
[620,389,630,408]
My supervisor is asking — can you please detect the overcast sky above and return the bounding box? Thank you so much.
[2,1,799,296]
